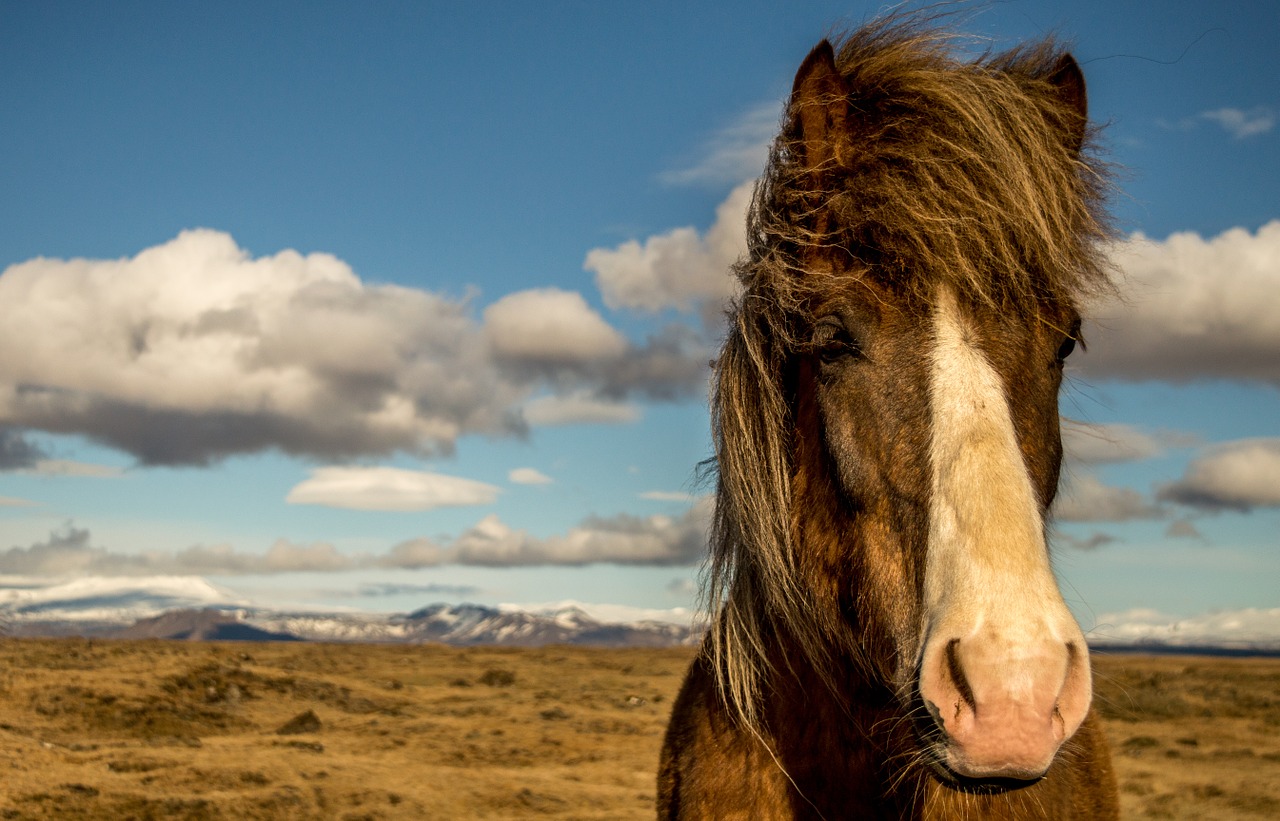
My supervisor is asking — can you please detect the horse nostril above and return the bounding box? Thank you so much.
[944,637,976,713]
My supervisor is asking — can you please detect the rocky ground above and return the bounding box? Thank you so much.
[0,639,1275,819]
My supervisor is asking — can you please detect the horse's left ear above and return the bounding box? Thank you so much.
[789,40,852,172]
[1046,53,1087,154]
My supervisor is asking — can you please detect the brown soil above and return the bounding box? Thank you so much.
[0,640,1275,819]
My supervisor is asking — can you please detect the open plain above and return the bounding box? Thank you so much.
[0,639,1276,819]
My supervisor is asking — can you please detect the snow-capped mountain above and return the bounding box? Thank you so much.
[0,578,701,647]
[253,602,699,647]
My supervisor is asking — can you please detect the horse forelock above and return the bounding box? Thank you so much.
[704,14,1116,732]
[747,15,1116,315]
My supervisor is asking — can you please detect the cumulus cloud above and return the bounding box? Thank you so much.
[658,101,779,187]
[1055,473,1163,523]
[0,525,138,575]
[585,181,750,321]
[0,230,526,464]
[484,290,711,401]
[449,500,711,566]
[1158,438,1280,511]
[285,466,500,512]
[508,467,553,486]
[0,231,716,465]
[484,288,628,368]
[1084,222,1280,385]
[1201,106,1275,139]
[380,500,714,569]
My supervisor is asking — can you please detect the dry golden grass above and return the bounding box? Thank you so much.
[0,640,1275,819]
[1092,653,1280,820]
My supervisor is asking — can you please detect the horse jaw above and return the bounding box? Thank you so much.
[916,284,1091,782]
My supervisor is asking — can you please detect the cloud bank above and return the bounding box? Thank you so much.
[0,500,713,576]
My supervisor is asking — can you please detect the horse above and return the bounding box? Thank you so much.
[659,16,1119,820]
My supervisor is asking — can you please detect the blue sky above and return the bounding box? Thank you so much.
[1,1,1277,640]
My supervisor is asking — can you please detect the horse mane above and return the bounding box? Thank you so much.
[705,15,1117,730]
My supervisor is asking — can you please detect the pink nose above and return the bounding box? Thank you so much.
[917,636,1091,780]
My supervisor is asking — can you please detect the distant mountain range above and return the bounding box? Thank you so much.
[1,575,1277,654]
[2,602,702,647]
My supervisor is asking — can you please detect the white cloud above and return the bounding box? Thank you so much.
[1090,607,1280,650]
[1055,473,1163,523]
[1158,438,1280,511]
[451,498,712,567]
[0,230,525,464]
[658,101,779,187]
[1084,222,1280,385]
[0,231,711,466]
[483,288,628,366]
[0,575,244,621]
[508,467,553,486]
[285,465,500,512]
[522,391,641,427]
[1201,106,1275,139]
[585,181,750,319]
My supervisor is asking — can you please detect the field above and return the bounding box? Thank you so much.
[0,640,1276,820]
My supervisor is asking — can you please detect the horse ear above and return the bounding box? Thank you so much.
[1046,53,1088,154]
[789,40,851,171]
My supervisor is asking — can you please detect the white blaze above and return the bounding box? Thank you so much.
[923,285,1081,661]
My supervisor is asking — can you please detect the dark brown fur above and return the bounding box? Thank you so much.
[660,15,1118,820]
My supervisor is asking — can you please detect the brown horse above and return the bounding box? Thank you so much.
[659,16,1118,820]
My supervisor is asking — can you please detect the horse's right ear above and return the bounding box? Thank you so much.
[789,40,851,172]
[1046,53,1088,154]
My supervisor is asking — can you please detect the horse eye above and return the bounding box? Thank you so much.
[813,320,861,361]
[1056,319,1082,362]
